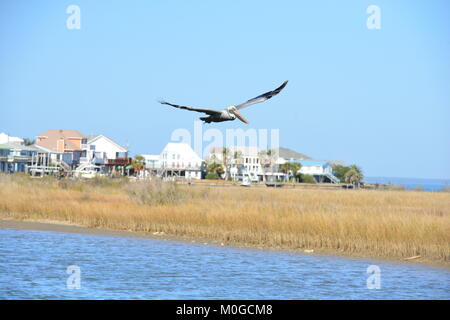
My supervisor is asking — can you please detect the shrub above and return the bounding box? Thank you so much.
[205,173,219,180]
[300,174,316,184]
[126,179,183,206]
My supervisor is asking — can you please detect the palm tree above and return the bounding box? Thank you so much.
[345,167,363,188]
[232,150,243,181]
[132,155,145,171]
[280,162,301,182]
[258,151,269,182]
[258,149,278,182]
[23,138,35,146]
[206,154,224,178]
[221,147,231,180]
[206,161,224,176]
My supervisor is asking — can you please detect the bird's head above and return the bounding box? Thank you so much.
[227,105,249,124]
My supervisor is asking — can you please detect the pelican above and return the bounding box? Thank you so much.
[159,80,288,124]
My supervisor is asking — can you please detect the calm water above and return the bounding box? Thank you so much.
[365,177,450,192]
[0,228,449,299]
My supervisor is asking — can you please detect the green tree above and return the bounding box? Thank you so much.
[279,162,301,182]
[232,150,243,181]
[205,156,224,178]
[300,174,316,184]
[205,172,220,180]
[332,164,350,183]
[333,164,364,186]
[221,147,231,180]
[132,155,145,170]
[345,165,363,188]
[258,149,278,182]
[23,138,35,146]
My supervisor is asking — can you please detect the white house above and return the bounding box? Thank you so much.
[208,146,267,181]
[0,133,24,145]
[298,160,332,175]
[145,143,204,179]
[142,154,160,169]
[297,160,339,183]
[83,135,128,165]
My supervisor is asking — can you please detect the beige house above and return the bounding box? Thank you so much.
[36,129,86,153]
[35,129,87,166]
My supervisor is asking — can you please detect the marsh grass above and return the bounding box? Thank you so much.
[127,179,184,206]
[0,174,449,264]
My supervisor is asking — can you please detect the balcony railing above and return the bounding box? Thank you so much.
[106,158,132,166]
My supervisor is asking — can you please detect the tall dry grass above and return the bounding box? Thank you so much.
[0,173,449,264]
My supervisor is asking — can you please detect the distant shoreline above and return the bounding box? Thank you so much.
[364,176,450,192]
[1,218,449,270]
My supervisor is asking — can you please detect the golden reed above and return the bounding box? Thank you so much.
[0,174,449,265]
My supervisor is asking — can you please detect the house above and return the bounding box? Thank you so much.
[35,129,86,167]
[34,130,131,175]
[208,146,264,181]
[292,160,339,183]
[275,148,340,183]
[142,155,160,169]
[0,142,39,173]
[79,134,130,175]
[0,133,24,145]
[146,143,204,179]
[83,135,129,165]
[27,144,69,176]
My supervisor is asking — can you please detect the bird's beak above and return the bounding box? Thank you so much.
[232,109,249,124]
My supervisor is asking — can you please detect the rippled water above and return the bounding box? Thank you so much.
[365,177,450,192]
[0,228,448,299]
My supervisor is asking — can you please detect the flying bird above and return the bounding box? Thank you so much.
[159,80,288,124]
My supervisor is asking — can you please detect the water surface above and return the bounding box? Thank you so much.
[0,228,448,299]
[365,177,450,192]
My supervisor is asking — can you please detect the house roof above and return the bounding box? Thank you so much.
[0,133,24,144]
[36,129,85,152]
[85,135,99,142]
[34,144,62,153]
[87,134,127,152]
[298,160,330,167]
[0,142,40,152]
[161,143,203,162]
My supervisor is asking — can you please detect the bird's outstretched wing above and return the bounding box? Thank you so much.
[235,80,288,110]
[159,101,222,116]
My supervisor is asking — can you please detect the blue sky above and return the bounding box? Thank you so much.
[1,0,449,179]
